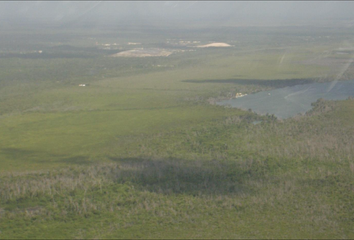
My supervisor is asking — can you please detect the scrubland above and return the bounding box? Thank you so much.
[1,26,354,238]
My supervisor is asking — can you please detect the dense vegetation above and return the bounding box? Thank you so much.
[1,25,354,238]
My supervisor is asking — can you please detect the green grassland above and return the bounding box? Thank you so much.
[1,26,354,238]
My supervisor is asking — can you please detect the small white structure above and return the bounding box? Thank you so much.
[79,84,86,87]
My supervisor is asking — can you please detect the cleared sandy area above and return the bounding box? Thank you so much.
[197,42,231,48]
[110,48,173,57]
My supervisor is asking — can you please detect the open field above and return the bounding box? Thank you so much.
[1,25,354,238]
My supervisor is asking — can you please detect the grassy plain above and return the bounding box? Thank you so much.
[1,26,354,238]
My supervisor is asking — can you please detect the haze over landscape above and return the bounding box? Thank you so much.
[1,1,354,27]
[1,1,354,239]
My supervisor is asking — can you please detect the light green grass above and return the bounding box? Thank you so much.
[1,26,354,238]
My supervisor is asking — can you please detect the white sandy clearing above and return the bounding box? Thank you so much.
[197,42,231,48]
[110,48,173,57]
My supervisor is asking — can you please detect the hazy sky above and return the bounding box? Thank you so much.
[1,1,354,28]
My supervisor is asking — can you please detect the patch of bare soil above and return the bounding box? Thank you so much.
[196,42,232,48]
[110,48,173,57]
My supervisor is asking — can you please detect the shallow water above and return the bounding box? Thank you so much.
[217,80,354,119]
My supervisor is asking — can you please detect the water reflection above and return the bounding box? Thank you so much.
[217,80,354,119]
